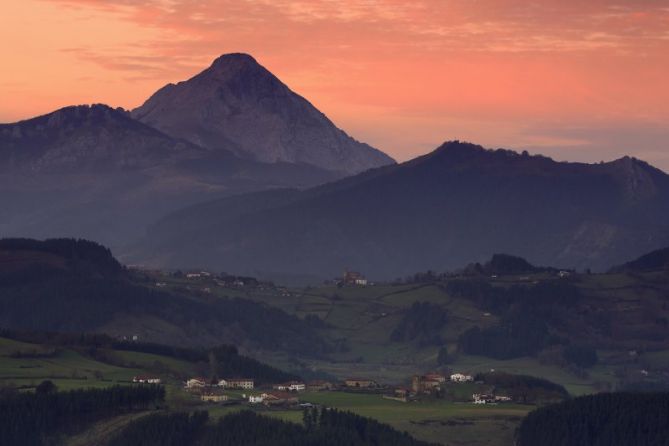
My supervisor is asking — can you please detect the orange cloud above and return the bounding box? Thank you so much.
[2,0,668,169]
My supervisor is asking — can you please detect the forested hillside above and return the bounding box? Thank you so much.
[0,385,164,445]
[0,238,330,354]
[517,392,669,446]
[111,409,436,446]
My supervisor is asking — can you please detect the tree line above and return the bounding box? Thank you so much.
[0,384,164,446]
[110,408,436,446]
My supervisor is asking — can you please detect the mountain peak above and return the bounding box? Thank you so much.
[432,140,486,156]
[210,53,259,69]
[131,53,394,174]
[204,53,270,81]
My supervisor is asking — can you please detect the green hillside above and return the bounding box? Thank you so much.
[153,263,669,396]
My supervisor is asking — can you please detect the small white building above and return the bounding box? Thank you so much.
[450,373,474,383]
[249,394,265,404]
[186,377,207,388]
[472,393,495,404]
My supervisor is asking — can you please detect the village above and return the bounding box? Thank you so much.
[132,370,514,411]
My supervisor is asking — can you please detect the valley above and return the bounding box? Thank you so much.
[1,239,668,445]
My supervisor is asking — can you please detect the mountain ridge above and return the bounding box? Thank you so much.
[130,140,669,279]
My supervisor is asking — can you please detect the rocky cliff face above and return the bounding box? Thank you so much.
[132,53,394,174]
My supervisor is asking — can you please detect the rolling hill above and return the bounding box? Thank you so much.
[131,141,669,279]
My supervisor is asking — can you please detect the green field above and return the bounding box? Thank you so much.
[298,391,530,446]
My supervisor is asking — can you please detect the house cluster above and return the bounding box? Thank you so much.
[185,377,255,390]
[472,393,512,405]
[185,377,255,404]
[132,375,161,384]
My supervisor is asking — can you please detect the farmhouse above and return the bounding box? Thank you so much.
[343,270,367,286]
[344,378,377,388]
[411,375,444,393]
[201,391,228,403]
[222,378,254,389]
[273,381,306,392]
[262,391,299,406]
[132,375,161,384]
[424,373,446,383]
[186,377,207,388]
[450,373,474,383]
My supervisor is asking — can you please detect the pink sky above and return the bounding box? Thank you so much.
[2,0,668,169]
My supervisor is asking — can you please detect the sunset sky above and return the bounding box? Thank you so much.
[2,0,668,169]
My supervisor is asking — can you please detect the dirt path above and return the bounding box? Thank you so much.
[67,411,160,446]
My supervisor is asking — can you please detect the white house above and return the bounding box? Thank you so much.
[186,377,207,388]
[472,393,495,404]
[450,373,474,383]
[249,394,265,404]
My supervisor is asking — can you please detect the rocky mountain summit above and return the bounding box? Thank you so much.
[132,53,394,174]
